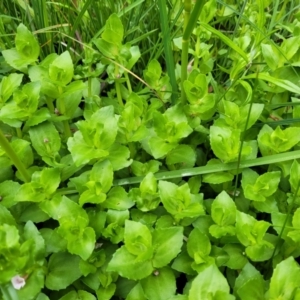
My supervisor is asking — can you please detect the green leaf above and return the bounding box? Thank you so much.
[188,264,233,299]
[211,191,236,226]
[15,23,40,61]
[241,169,281,202]
[96,283,116,300]
[49,51,74,86]
[108,144,132,170]
[2,24,39,71]
[187,228,211,265]
[124,220,153,261]
[58,226,96,260]
[59,290,97,300]
[234,263,265,300]
[152,226,183,268]
[210,125,256,163]
[223,244,247,270]
[40,195,89,227]
[107,246,153,280]
[269,256,300,299]
[261,43,283,70]
[166,145,196,168]
[0,73,23,105]
[68,106,118,166]
[93,39,120,59]
[45,252,82,290]
[102,13,124,45]
[102,187,134,210]
[159,181,205,220]
[290,160,300,195]
[29,121,61,164]
[140,267,176,300]
[126,283,147,300]
[144,60,162,86]
[0,202,17,226]
[258,125,300,156]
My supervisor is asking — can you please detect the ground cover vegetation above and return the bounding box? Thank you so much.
[1,0,300,299]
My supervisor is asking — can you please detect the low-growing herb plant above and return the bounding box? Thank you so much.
[2,1,300,299]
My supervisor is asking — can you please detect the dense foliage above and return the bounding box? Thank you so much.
[1,0,300,299]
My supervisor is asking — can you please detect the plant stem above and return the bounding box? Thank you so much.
[124,72,132,94]
[115,65,123,107]
[57,87,72,138]
[158,0,177,105]
[181,0,206,104]
[0,129,31,183]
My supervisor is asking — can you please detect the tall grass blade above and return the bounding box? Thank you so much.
[157,0,177,105]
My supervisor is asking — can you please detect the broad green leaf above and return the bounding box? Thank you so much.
[126,283,147,300]
[269,256,300,299]
[40,228,67,255]
[258,125,300,156]
[234,263,265,300]
[124,220,153,261]
[152,226,183,268]
[67,131,109,166]
[107,246,153,280]
[188,264,233,299]
[58,225,96,260]
[40,195,89,227]
[287,208,300,242]
[140,267,176,300]
[236,211,270,247]
[223,244,247,270]
[45,252,82,290]
[241,169,281,202]
[261,43,283,70]
[93,39,120,59]
[59,290,97,300]
[15,23,40,61]
[166,145,196,168]
[108,144,132,170]
[102,13,124,45]
[49,51,74,86]
[211,191,236,226]
[159,181,205,220]
[144,60,162,86]
[210,126,256,163]
[29,121,61,164]
[187,228,211,265]
[0,181,20,208]
[96,283,116,300]
[0,73,23,104]
[0,204,17,226]
[16,268,45,300]
[130,160,161,176]
[102,187,134,210]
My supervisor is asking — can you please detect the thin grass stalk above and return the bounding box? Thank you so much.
[181,0,206,103]
[157,0,177,105]
[0,130,31,183]
[113,150,300,186]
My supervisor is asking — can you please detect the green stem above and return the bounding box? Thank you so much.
[57,87,72,138]
[115,65,123,107]
[0,129,31,182]
[181,0,206,104]
[45,97,55,112]
[16,127,22,139]
[124,72,132,94]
